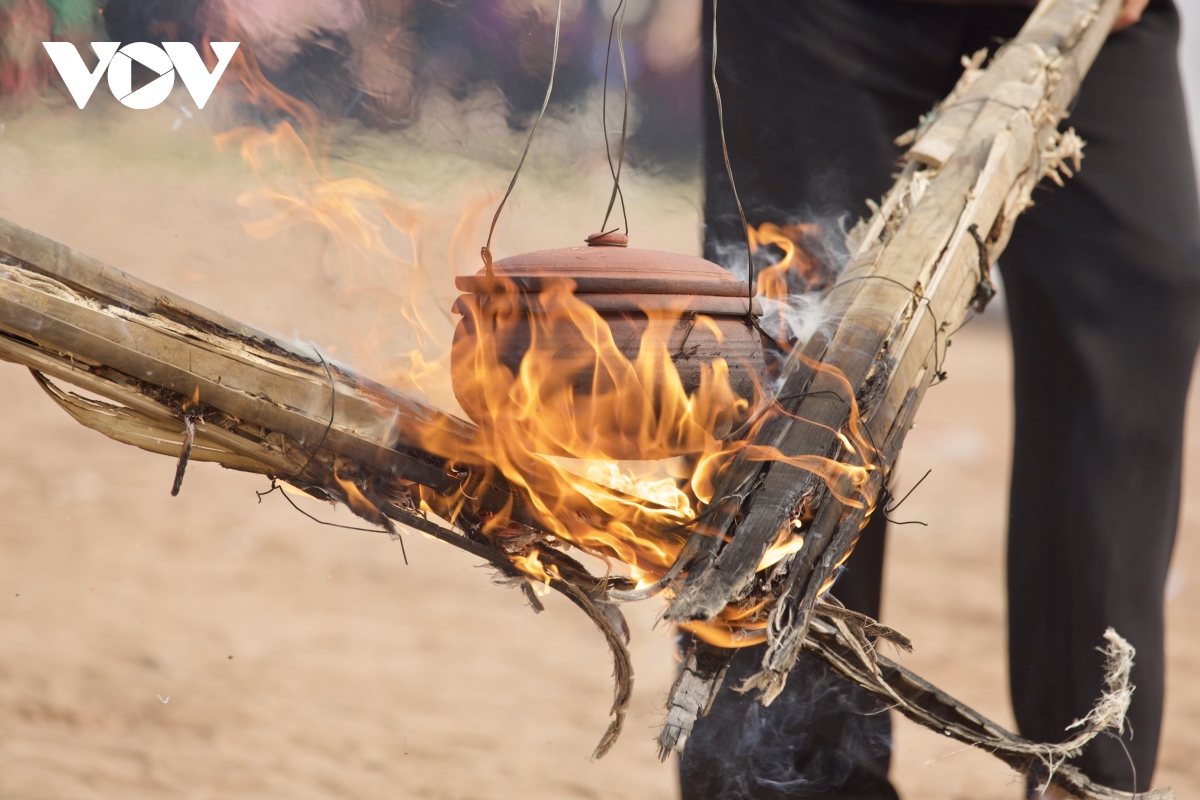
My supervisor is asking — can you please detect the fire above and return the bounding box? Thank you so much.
[758,519,807,572]
[511,549,560,596]
[436,281,728,571]
[751,222,835,302]
[205,33,876,648]
[182,385,201,411]
[749,222,838,358]
[214,117,466,408]
[422,275,876,645]
[216,122,415,251]
[678,596,771,648]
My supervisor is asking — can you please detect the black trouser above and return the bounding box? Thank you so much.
[680,1,1200,796]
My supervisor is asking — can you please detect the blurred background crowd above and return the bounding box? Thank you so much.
[0,0,704,168]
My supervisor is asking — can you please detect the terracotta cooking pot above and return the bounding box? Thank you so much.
[450,232,765,425]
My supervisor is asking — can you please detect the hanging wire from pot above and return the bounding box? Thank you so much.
[710,0,757,324]
[598,0,630,236]
[480,0,566,283]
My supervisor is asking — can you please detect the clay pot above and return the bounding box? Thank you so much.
[450,233,765,426]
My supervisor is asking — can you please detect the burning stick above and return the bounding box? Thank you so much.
[0,0,1172,795]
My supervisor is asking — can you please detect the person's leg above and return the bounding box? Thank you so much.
[834,511,888,623]
[677,517,894,800]
[1000,0,1200,790]
[679,645,897,800]
[685,2,978,797]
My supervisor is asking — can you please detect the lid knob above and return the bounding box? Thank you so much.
[585,231,629,247]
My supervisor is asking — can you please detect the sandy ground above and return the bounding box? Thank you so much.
[0,99,1198,800]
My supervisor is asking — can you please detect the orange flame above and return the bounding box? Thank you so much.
[750,222,837,352]
[181,385,201,411]
[750,222,833,301]
[413,275,877,646]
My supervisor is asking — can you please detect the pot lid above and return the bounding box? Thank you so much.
[456,234,757,302]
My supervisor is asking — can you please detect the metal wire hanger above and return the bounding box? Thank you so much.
[710,0,758,325]
[480,0,566,281]
[598,0,631,237]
